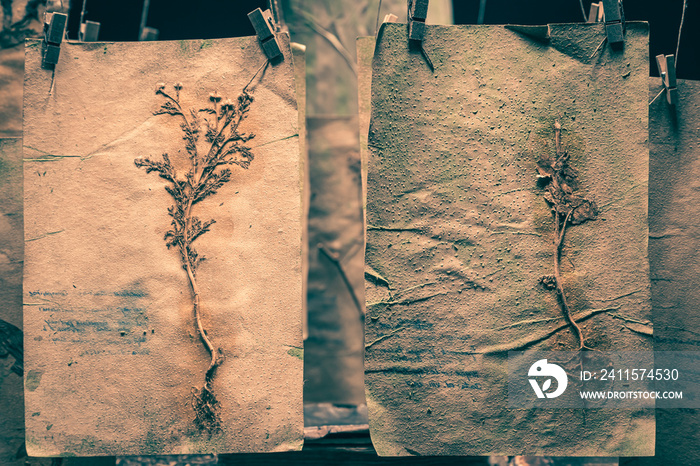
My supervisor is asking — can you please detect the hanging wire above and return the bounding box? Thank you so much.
[579,0,588,22]
[374,0,383,36]
[675,0,687,67]
[268,0,284,31]
[79,0,87,27]
[138,0,151,41]
[477,0,487,24]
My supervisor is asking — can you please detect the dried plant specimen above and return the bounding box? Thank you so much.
[134,83,255,432]
[536,121,598,350]
[363,23,652,457]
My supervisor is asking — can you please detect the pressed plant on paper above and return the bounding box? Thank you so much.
[135,82,255,432]
[536,121,598,350]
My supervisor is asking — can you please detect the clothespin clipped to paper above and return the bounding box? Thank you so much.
[587,2,604,23]
[248,8,282,61]
[656,54,678,106]
[601,0,625,49]
[407,0,433,71]
[408,0,428,41]
[42,12,67,69]
[80,21,100,42]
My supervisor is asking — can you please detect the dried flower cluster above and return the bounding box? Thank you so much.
[135,82,255,432]
[537,121,598,350]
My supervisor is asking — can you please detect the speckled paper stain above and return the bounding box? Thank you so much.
[363,23,653,456]
[23,36,303,456]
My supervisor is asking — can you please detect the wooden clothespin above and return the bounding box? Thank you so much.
[656,54,678,106]
[601,0,625,49]
[408,0,429,42]
[248,8,282,61]
[407,0,433,70]
[79,20,100,42]
[139,27,159,41]
[587,2,604,23]
[42,12,67,69]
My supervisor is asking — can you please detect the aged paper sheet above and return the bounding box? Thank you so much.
[646,78,700,465]
[364,23,653,456]
[23,35,303,456]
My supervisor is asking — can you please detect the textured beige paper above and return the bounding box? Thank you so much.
[364,23,653,456]
[645,78,700,465]
[23,35,303,456]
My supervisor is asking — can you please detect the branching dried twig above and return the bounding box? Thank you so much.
[537,121,598,351]
[135,82,257,433]
[474,307,619,354]
[291,6,357,76]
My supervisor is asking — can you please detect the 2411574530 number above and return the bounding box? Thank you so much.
[597,368,679,381]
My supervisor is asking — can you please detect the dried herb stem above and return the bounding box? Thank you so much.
[136,81,256,432]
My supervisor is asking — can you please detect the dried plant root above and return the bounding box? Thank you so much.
[192,352,224,433]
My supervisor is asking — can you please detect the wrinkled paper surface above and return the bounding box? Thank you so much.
[23,35,303,456]
[364,23,653,456]
[646,78,700,465]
